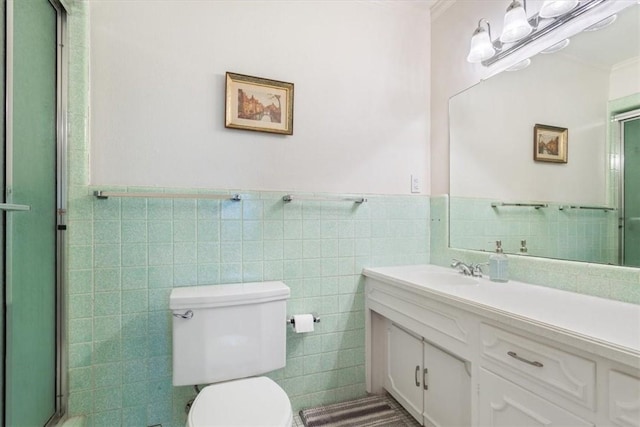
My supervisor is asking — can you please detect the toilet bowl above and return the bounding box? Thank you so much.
[187,377,292,427]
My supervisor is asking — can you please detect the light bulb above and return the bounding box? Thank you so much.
[540,39,570,54]
[539,0,579,19]
[584,14,617,32]
[505,58,531,71]
[500,0,533,43]
[467,26,496,63]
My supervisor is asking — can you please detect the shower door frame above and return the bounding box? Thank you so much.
[52,0,68,422]
[614,108,640,267]
[3,0,68,424]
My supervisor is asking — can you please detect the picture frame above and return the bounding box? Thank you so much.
[534,123,568,163]
[225,72,294,135]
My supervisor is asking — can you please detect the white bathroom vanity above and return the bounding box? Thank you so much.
[363,264,640,427]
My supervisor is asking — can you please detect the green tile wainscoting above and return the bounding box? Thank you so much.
[449,196,618,265]
[60,3,431,425]
[431,195,640,304]
[66,188,430,427]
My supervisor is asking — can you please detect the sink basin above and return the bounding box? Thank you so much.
[430,272,478,286]
[404,271,479,286]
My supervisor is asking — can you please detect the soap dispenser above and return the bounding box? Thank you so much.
[489,240,509,282]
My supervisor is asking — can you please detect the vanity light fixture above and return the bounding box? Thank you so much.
[539,0,580,19]
[467,0,609,67]
[467,19,497,63]
[540,38,571,53]
[500,0,534,43]
[467,0,538,64]
[584,14,617,31]
[505,58,532,71]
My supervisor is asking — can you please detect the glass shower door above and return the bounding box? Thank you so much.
[623,117,640,267]
[4,0,59,425]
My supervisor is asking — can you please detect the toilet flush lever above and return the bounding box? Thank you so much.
[173,310,194,319]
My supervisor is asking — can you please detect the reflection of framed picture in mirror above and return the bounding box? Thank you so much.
[534,123,568,163]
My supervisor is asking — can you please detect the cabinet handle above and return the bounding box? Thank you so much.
[507,351,543,367]
[423,368,428,390]
[414,365,420,387]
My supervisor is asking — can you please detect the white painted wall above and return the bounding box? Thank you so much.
[610,57,640,100]
[430,0,507,196]
[90,1,431,195]
[450,52,609,204]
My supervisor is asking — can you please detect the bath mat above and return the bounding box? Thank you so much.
[299,395,409,427]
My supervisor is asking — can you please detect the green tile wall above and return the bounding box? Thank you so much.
[432,195,640,304]
[450,196,618,264]
[66,189,429,426]
[63,3,429,425]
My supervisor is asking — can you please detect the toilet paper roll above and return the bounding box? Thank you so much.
[293,314,315,333]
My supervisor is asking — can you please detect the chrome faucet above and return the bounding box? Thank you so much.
[451,259,485,277]
[451,259,472,276]
[471,263,485,278]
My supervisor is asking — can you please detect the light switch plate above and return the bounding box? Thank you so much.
[411,174,421,193]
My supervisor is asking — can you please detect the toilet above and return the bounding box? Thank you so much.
[170,281,293,427]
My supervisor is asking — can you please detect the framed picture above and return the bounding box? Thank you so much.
[534,123,568,163]
[225,72,294,135]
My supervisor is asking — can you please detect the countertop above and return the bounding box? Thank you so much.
[363,264,640,366]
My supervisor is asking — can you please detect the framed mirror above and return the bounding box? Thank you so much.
[449,2,640,266]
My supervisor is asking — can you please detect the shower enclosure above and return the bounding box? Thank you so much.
[3,0,67,425]
[618,110,640,267]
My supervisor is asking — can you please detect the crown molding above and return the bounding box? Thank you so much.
[430,0,457,21]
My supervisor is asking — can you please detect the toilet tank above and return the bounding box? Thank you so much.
[170,281,290,386]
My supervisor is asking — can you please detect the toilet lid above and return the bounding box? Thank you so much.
[188,376,292,427]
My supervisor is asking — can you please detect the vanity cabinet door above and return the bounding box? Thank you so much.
[479,369,594,427]
[608,370,640,426]
[423,341,471,427]
[386,323,472,426]
[386,324,424,423]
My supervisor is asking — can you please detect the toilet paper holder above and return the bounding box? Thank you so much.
[287,312,320,325]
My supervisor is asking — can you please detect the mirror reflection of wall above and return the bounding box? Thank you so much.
[449,3,640,265]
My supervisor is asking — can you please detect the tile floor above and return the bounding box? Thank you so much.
[293,393,421,426]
